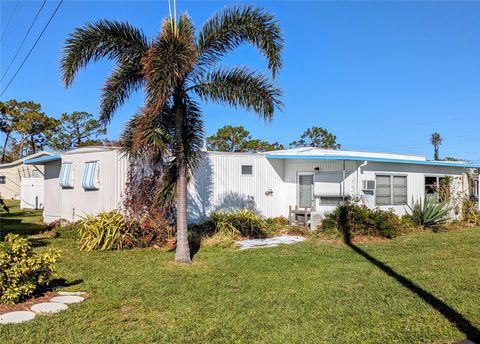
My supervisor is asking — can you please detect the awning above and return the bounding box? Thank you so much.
[24,154,61,165]
[266,154,480,168]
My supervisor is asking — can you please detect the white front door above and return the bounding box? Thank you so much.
[297,173,314,208]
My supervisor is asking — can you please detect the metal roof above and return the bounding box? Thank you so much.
[24,154,61,165]
[266,154,480,168]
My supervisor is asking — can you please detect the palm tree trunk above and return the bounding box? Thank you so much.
[173,92,191,263]
[175,161,191,263]
[1,131,10,163]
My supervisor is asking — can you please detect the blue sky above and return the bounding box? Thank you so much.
[1,0,479,161]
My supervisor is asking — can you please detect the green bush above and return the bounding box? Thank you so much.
[0,234,60,304]
[319,202,404,239]
[208,209,269,238]
[406,196,451,228]
[462,198,480,225]
[78,210,170,251]
[78,211,133,251]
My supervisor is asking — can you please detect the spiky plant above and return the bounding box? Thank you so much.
[60,4,283,263]
[406,196,451,228]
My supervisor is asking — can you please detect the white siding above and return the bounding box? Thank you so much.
[189,153,470,223]
[43,148,128,223]
[188,153,286,221]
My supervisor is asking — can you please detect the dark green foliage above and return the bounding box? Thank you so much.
[206,125,284,152]
[0,234,60,304]
[406,196,451,228]
[290,126,341,149]
[48,111,107,151]
[320,202,404,239]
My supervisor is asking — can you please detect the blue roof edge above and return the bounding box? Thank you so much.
[24,154,62,165]
[266,154,480,169]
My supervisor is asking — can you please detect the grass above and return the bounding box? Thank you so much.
[1,202,480,343]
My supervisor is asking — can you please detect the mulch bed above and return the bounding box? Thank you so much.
[0,291,59,314]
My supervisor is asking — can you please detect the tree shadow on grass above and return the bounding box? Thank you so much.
[338,214,480,342]
[0,218,47,240]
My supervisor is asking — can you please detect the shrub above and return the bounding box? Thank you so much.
[461,198,480,225]
[319,202,404,240]
[208,209,268,238]
[78,210,171,251]
[78,211,133,251]
[406,196,451,228]
[0,234,60,304]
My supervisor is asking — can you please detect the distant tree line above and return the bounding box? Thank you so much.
[0,99,108,163]
[207,125,340,152]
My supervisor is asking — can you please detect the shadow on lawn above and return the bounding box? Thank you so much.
[339,216,480,342]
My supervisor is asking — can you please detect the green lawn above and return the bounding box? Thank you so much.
[1,202,479,343]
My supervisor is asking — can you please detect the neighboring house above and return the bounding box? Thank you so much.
[27,146,480,227]
[0,151,50,205]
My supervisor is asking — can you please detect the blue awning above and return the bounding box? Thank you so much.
[24,154,61,165]
[266,154,480,168]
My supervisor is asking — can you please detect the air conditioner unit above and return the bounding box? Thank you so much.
[362,180,375,191]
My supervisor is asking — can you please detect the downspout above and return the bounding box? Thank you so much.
[342,160,346,202]
[357,161,368,200]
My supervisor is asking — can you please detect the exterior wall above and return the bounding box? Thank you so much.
[361,162,465,216]
[20,177,44,209]
[190,153,470,227]
[0,163,44,199]
[42,148,128,223]
[188,152,286,221]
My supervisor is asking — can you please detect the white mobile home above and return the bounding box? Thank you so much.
[0,151,51,209]
[25,147,128,223]
[27,146,480,227]
[189,148,479,227]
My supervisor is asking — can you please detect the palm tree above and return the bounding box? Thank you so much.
[60,5,283,263]
[430,132,443,160]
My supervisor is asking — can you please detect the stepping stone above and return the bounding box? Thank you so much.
[58,291,86,296]
[0,311,36,324]
[50,295,85,304]
[31,302,68,314]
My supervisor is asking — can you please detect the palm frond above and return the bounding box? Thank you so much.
[61,20,148,87]
[192,66,283,120]
[143,14,197,113]
[99,61,144,123]
[197,5,283,77]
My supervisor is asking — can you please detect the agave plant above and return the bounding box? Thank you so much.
[406,196,451,228]
[61,4,283,263]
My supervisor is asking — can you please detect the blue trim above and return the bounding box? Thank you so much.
[266,154,480,168]
[24,154,61,165]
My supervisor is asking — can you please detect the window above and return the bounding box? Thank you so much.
[0,176,5,184]
[375,175,407,205]
[82,161,99,190]
[241,165,253,176]
[59,162,74,188]
[298,174,314,208]
[425,176,449,201]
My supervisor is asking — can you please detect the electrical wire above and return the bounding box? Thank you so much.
[1,0,47,83]
[0,0,63,97]
[0,0,20,41]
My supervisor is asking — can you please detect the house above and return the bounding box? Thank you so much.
[27,146,480,227]
[0,151,51,208]
[189,148,480,227]
[24,146,128,223]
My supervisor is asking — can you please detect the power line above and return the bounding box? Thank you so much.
[1,0,20,42]
[0,0,64,98]
[1,0,48,83]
